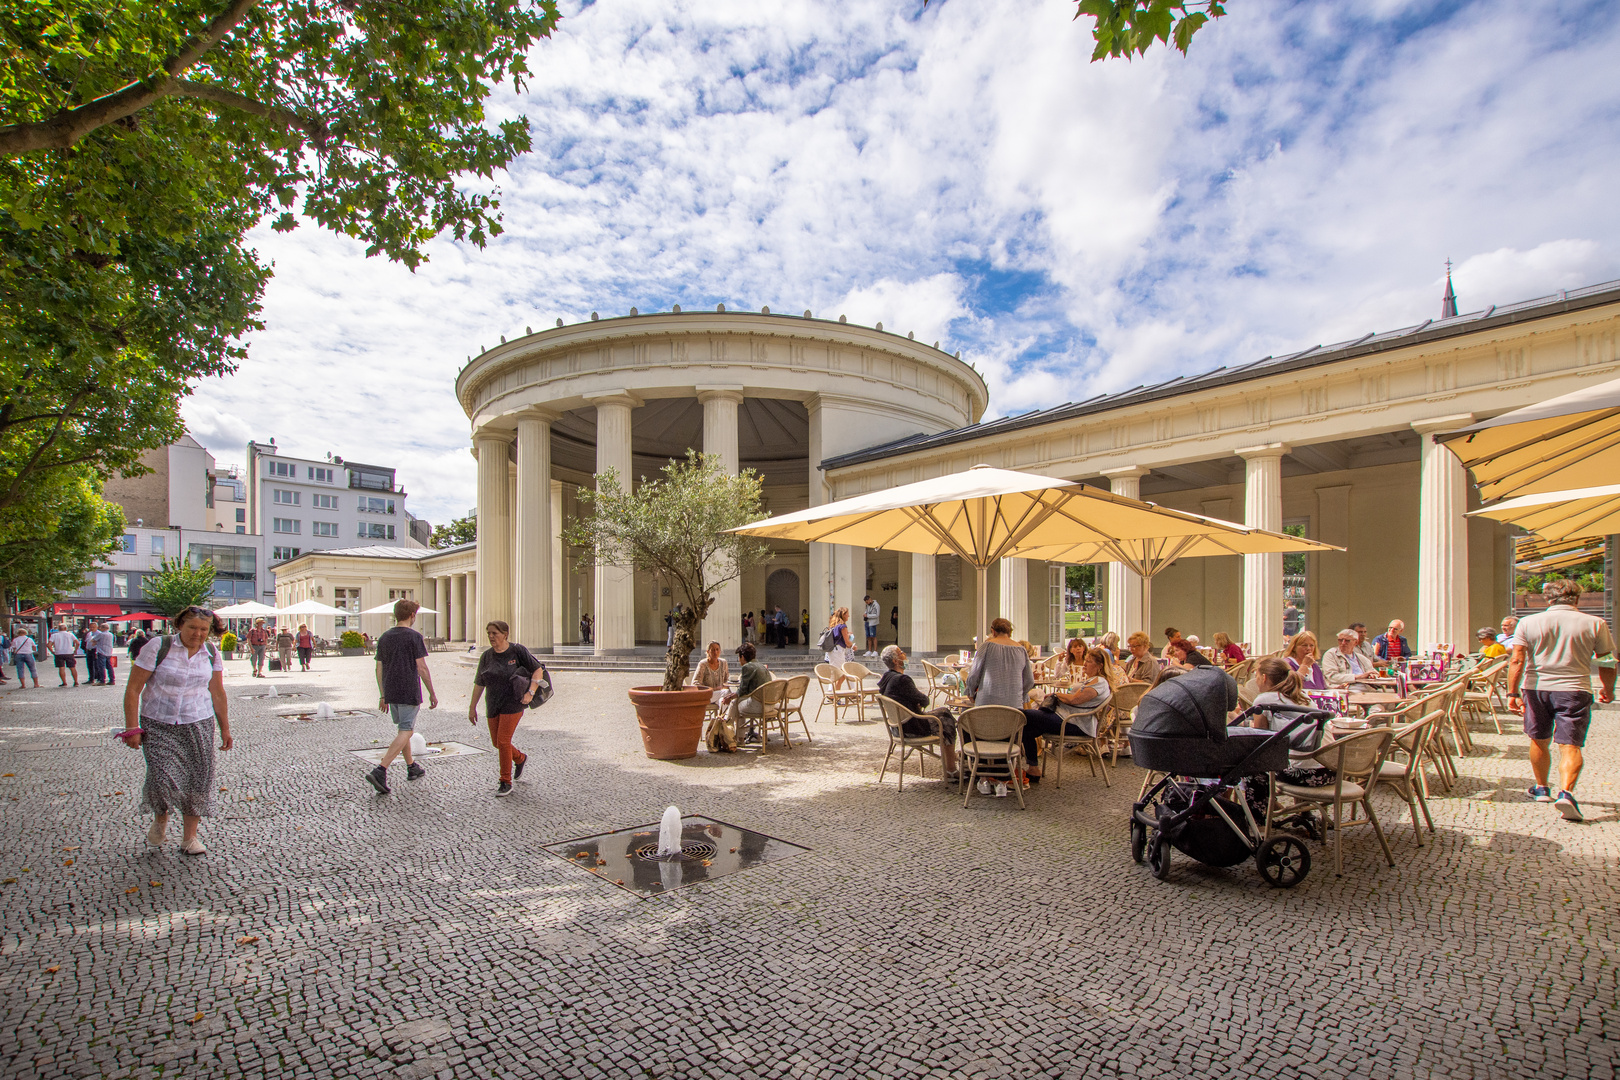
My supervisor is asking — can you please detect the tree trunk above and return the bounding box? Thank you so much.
[662,603,707,691]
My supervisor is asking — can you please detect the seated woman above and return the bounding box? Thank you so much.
[876,644,958,778]
[1245,657,1335,787]
[1211,632,1245,666]
[1121,631,1161,683]
[690,640,729,705]
[712,643,770,750]
[1021,646,1120,780]
[1050,637,1089,684]
[1165,638,1212,670]
[1098,631,1122,660]
[1158,627,1181,661]
[1284,630,1326,690]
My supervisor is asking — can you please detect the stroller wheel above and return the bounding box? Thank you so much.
[1148,832,1172,881]
[1131,819,1147,864]
[1257,835,1311,888]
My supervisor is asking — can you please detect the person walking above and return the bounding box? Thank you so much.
[245,618,270,677]
[11,626,39,688]
[275,625,294,674]
[0,627,10,686]
[94,621,118,685]
[863,596,880,657]
[121,606,232,856]
[467,620,544,797]
[81,623,103,685]
[295,624,314,671]
[48,623,81,687]
[1508,578,1616,822]
[364,600,440,794]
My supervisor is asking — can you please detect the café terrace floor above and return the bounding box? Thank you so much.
[0,654,1615,1079]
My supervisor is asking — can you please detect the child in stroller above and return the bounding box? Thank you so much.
[1129,666,1333,888]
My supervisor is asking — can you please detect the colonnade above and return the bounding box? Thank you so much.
[421,570,477,642]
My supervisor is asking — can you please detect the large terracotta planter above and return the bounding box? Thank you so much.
[628,685,712,760]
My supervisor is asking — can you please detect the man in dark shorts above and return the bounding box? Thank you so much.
[365,599,439,795]
[1508,579,1615,821]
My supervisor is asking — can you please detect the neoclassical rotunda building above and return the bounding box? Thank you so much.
[449,307,989,654]
[273,279,1620,656]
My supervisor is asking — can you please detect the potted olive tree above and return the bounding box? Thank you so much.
[566,451,771,760]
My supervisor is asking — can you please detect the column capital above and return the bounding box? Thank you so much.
[586,391,644,410]
[1101,465,1150,480]
[472,428,514,446]
[695,385,745,405]
[1410,413,1475,437]
[1235,442,1291,461]
[514,405,562,424]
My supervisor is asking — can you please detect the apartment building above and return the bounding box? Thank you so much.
[245,440,424,567]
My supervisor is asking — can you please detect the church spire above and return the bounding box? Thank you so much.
[1441,259,1458,319]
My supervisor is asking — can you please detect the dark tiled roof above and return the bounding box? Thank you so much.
[822,279,1620,471]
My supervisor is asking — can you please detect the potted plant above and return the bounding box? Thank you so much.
[566,450,771,759]
[220,631,238,659]
[339,630,366,656]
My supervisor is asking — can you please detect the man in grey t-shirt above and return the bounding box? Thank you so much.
[1507,579,1616,821]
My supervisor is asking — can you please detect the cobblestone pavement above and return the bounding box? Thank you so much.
[1,654,1616,1080]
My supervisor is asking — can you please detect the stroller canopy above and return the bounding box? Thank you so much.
[1133,667,1240,741]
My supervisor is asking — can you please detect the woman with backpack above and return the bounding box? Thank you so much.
[121,606,232,856]
[820,607,855,690]
[467,620,546,798]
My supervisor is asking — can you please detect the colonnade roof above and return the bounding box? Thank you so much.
[821,278,1620,471]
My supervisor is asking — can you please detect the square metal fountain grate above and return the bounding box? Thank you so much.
[543,815,809,897]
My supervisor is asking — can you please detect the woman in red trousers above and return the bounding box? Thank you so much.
[467,621,543,797]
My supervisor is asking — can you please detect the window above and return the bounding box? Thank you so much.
[235,580,257,598]
[272,546,302,561]
[349,466,394,491]
[309,466,335,483]
[359,522,396,540]
[150,535,165,557]
[95,572,112,597]
[213,581,237,598]
[273,518,301,534]
[112,573,129,599]
[358,496,396,514]
[312,521,340,537]
[388,589,415,600]
[333,586,361,629]
[312,493,338,510]
[119,533,136,553]
[235,508,246,522]
[189,543,257,574]
[236,526,246,534]
[273,489,300,505]
[269,461,296,478]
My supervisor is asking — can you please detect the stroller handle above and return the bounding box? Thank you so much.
[1232,703,1335,740]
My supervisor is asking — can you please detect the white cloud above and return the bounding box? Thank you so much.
[187,0,1620,524]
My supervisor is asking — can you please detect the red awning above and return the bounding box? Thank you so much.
[116,612,166,622]
[53,602,123,616]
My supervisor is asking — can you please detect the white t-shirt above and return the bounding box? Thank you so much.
[48,630,79,656]
[11,634,36,657]
[134,636,225,725]
[1517,604,1616,694]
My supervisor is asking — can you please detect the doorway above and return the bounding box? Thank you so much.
[765,568,800,644]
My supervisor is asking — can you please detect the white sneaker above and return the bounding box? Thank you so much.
[181,836,206,856]
[146,818,166,849]
[977,779,993,795]
[994,782,1009,798]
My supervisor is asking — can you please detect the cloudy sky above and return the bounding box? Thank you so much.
[183,0,1620,525]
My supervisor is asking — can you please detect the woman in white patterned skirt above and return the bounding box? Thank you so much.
[121,606,233,856]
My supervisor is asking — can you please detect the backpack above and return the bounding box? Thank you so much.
[154,635,220,669]
[817,625,840,652]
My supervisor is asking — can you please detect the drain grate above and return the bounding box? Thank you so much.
[633,842,717,863]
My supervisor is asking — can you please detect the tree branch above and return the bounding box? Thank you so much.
[0,0,264,155]
[176,81,330,149]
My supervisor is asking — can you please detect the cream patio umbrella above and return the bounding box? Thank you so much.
[276,598,349,616]
[358,602,439,615]
[729,464,1340,645]
[1467,482,1620,543]
[213,601,281,618]
[1437,374,1620,501]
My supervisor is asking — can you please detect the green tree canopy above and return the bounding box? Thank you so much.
[140,555,217,616]
[565,451,773,691]
[0,0,560,512]
[0,466,123,611]
[1073,1,1227,59]
[431,514,477,549]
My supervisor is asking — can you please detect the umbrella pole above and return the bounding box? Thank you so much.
[976,563,988,653]
[1142,574,1153,637]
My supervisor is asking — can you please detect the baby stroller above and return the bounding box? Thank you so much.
[1129,667,1332,888]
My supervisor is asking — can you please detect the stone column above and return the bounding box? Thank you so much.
[1238,443,1290,655]
[834,545,865,641]
[453,573,468,641]
[806,395,834,626]
[467,570,478,638]
[1103,467,1149,638]
[514,410,555,651]
[590,393,641,654]
[1413,415,1475,653]
[910,551,937,653]
[699,386,744,652]
[551,479,564,646]
[999,556,1030,640]
[430,576,444,640]
[474,433,513,631]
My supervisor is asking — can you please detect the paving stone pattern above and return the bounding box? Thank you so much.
[0,655,1617,1079]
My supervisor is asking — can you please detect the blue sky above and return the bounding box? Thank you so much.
[183,0,1620,525]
